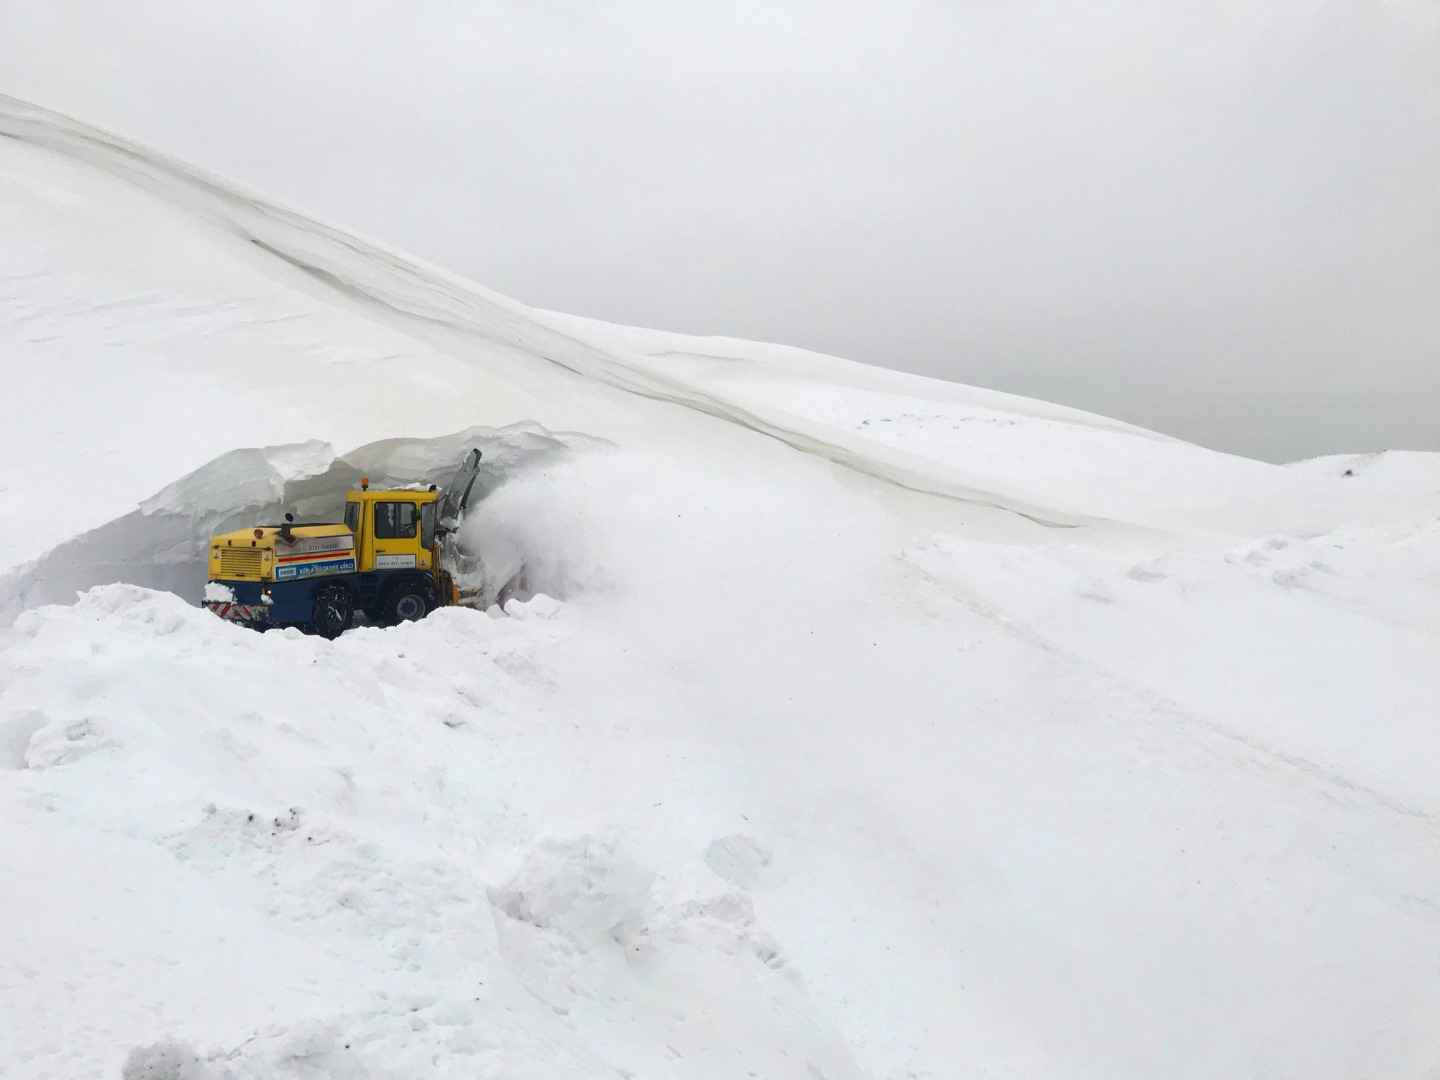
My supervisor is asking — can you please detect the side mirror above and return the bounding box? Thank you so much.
[285,512,295,523]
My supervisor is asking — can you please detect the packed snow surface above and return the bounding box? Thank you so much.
[3,94,1440,1079]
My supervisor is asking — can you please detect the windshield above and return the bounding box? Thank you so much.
[374,501,418,539]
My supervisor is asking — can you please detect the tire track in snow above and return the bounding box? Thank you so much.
[901,551,1440,830]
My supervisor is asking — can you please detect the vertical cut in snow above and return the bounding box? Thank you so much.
[0,425,591,626]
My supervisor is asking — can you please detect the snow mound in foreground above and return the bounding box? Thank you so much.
[7,491,1440,1078]
[0,585,860,1079]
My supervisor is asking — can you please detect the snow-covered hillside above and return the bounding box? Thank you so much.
[3,94,1439,1080]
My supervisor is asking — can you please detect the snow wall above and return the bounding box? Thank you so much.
[0,424,599,626]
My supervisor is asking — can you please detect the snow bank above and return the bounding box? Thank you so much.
[12,90,1432,566]
[9,500,1440,1078]
[0,585,863,1078]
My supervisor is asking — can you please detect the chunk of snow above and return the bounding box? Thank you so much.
[704,834,773,890]
[120,1042,214,1080]
[202,582,234,604]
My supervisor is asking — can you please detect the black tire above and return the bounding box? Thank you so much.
[381,578,435,626]
[309,583,354,640]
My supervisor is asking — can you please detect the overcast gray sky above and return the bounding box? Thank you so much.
[2,1,1436,461]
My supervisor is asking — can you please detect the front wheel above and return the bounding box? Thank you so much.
[382,579,435,626]
[309,583,354,639]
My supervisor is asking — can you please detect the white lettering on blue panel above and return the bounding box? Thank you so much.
[276,557,355,581]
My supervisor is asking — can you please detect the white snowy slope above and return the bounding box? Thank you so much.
[2,93,1440,1080]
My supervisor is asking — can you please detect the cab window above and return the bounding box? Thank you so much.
[344,501,360,533]
[374,501,417,539]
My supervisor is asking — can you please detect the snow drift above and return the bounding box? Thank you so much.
[4,93,1440,1080]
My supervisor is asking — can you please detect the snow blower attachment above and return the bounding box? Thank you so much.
[203,448,485,638]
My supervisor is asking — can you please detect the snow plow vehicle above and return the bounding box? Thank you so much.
[203,449,483,637]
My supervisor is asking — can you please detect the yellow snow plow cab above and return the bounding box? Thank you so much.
[203,449,483,638]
